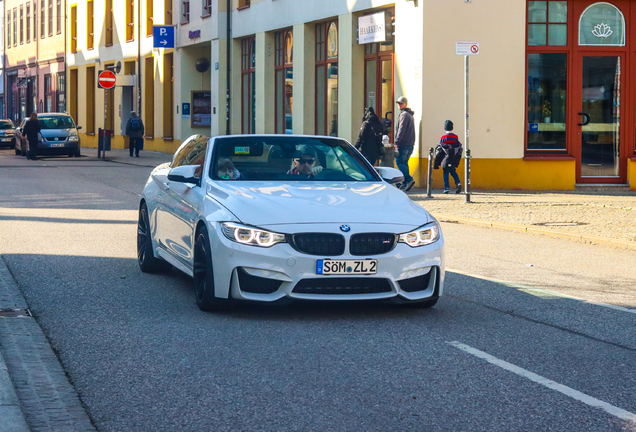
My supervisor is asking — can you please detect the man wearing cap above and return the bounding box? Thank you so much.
[394,96,416,191]
[125,111,145,157]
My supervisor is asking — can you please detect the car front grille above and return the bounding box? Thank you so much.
[292,277,392,295]
[398,269,434,293]
[349,233,397,256]
[237,268,283,294]
[288,233,345,256]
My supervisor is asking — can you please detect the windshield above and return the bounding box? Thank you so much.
[38,116,75,129]
[0,121,14,130]
[210,137,380,182]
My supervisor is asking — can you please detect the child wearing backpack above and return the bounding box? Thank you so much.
[125,111,145,157]
[433,120,463,194]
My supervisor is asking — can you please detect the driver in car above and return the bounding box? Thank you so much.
[287,146,323,178]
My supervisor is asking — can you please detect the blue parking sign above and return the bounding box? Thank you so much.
[153,26,175,49]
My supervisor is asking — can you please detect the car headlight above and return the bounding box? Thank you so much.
[220,222,286,248]
[398,221,440,247]
[69,136,79,141]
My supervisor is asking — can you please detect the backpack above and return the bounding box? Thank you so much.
[130,117,141,131]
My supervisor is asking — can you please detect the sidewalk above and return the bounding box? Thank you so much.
[80,147,173,167]
[409,188,636,249]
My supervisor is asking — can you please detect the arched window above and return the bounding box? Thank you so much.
[579,2,625,46]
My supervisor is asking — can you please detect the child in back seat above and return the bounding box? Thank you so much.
[217,158,243,180]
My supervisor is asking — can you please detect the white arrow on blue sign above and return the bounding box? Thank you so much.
[153,26,175,49]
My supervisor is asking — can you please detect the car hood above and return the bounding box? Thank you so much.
[40,128,75,138]
[206,181,430,227]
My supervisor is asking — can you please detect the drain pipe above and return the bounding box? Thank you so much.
[137,0,142,116]
[225,0,231,135]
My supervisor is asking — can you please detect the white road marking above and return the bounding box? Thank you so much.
[448,268,636,315]
[448,341,636,424]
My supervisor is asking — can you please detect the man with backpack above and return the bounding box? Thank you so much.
[125,111,145,157]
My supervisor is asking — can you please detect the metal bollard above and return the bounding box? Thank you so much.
[427,147,434,198]
[464,148,471,203]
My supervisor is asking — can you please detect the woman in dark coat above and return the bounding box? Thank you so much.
[355,107,385,166]
[22,112,41,160]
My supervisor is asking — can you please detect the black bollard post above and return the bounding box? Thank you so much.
[427,147,434,198]
[465,148,471,203]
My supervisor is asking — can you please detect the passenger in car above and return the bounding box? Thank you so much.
[287,146,323,178]
[217,158,243,180]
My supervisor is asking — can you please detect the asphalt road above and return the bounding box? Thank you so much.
[0,149,635,431]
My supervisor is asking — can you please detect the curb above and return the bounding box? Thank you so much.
[434,213,636,251]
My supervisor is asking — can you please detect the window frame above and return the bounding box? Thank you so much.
[315,20,338,136]
[146,0,154,36]
[48,0,52,36]
[57,75,65,113]
[40,0,45,38]
[105,0,113,46]
[56,0,61,34]
[241,37,256,134]
[44,74,54,113]
[13,8,17,46]
[26,3,30,44]
[7,10,11,48]
[70,4,77,53]
[87,0,94,49]
[202,0,212,18]
[274,29,293,134]
[126,0,135,42]
[238,0,250,10]
[181,0,190,24]
[19,5,23,45]
[525,0,573,155]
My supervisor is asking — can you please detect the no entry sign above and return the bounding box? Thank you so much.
[456,41,480,56]
[98,70,116,89]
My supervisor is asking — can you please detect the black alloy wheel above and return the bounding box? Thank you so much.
[193,226,231,312]
[137,203,170,273]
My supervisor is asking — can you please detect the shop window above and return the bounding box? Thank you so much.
[70,5,77,52]
[87,0,94,49]
[241,37,256,134]
[526,54,567,150]
[146,0,153,36]
[275,30,293,134]
[105,0,113,45]
[202,0,212,17]
[48,0,52,36]
[19,5,23,45]
[528,1,567,46]
[165,0,172,25]
[26,3,30,43]
[86,67,96,133]
[126,0,135,41]
[44,74,54,113]
[57,74,65,112]
[238,0,250,9]
[579,2,625,46]
[40,0,45,38]
[181,0,189,23]
[315,21,338,136]
[7,10,11,48]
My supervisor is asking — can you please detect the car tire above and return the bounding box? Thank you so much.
[404,298,439,309]
[137,203,171,273]
[193,226,232,312]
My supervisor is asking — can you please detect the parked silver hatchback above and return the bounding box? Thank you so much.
[16,113,82,157]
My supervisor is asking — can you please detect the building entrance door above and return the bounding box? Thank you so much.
[578,55,624,180]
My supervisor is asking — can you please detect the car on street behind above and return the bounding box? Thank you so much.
[0,120,17,149]
[15,113,82,157]
[138,134,445,312]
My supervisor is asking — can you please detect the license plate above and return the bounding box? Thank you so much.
[316,259,377,275]
[50,143,65,147]
[1,138,11,142]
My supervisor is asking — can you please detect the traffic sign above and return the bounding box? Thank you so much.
[153,26,175,49]
[98,70,116,89]
[456,41,480,56]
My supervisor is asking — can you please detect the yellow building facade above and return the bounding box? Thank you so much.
[66,0,180,153]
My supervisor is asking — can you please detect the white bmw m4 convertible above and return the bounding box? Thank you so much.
[138,134,445,311]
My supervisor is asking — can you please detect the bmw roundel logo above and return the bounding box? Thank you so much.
[340,225,351,233]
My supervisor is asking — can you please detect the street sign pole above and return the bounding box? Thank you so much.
[464,54,471,203]
[103,88,108,160]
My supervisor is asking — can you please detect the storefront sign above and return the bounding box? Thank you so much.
[358,12,386,44]
[192,92,211,127]
[456,41,480,56]
[189,30,201,39]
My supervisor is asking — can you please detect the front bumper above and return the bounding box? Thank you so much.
[0,136,15,147]
[209,223,445,303]
[37,140,79,155]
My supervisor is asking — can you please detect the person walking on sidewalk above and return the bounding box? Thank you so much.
[125,111,144,157]
[355,107,385,166]
[394,96,416,191]
[22,112,41,160]
[434,120,463,194]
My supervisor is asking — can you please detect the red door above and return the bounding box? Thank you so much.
[572,0,630,184]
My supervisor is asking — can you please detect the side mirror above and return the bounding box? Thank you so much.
[168,165,201,186]
[375,166,404,185]
[76,126,82,130]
